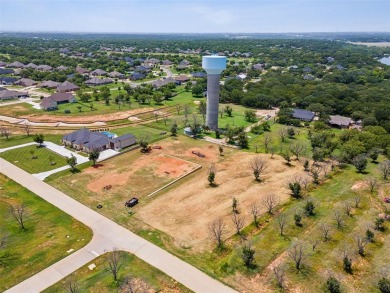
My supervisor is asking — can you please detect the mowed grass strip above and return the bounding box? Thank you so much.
[43,252,192,293]
[0,145,67,174]
[0,174,92,291]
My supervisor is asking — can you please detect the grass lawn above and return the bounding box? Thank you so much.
[0,134,63,149]
[0,145,67,174]
[113,124,169,143]
[0,174,92,291]
[43,251,191,293]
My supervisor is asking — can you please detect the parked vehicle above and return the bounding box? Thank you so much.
[125,197,139,207]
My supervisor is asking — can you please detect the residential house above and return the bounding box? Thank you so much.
[62,128,136,153]
[328,115,352,129]
[135,66,151,73]
[90,69,107,76]
[0,89,29,100]
[40,92,76,111]
[25,63,38,69]
[57,65,68,71]
[130,72,145,81]
[144,58,160,67]
[40,97,58,110]
[177,59,191,69]
[37,65,53,72]
[85,77,113,86]
[191,72,207,78]
[0,61,7,67]
[7,61,25,68]
[303,75,315,80]
[175,75,190,83]
[252,64,264,71]
[152,77,176,88]
[292,109,315,122]
[0,68,14,75]
[162,60,173,66]
[57,81,80,93]
[15,78,37,87]
[0,76,18,85]
[76,66,90,75]
[109,71,125,79]
[39,80,61,89]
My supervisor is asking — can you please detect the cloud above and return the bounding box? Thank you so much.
[191,5,236,25]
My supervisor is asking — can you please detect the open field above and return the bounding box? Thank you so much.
[43,251,191,293]
[0,145,67,173]
[49,135,306,250]
[0,174,92,291]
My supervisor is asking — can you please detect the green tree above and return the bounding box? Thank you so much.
[326,275,341,293]
[237,132,249,149]
[378,277,390,293]
[33,134,44,147]
[88,149,100,166]
[191,84,203,97]
[225,105,233,117]
[244,110,257,122]
[170,121,178,136]
[353,154,368,173]
[66,154,77,172]
[241,244,256,268]
[289,182,302,198]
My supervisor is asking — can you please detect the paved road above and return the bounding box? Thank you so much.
[1,159,236,293]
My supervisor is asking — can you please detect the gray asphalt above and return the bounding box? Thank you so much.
[1,158,236,293]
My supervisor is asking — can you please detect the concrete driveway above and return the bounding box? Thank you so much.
[1,159,236,293]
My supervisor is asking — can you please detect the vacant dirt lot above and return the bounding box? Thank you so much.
[136,138,307,251]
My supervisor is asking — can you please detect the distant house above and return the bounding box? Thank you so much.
[57,81,80,93]
[25,63,38,69]
[15,78,37,87]
[0,61,7,67]
[162,60,173,66]
[90,69,107,76]
[191,72,207,78]
[85,77,113,86]
[59,48,70,54]
[135,66,151,73]
[37,65,53,72]
[177,59,190,70]
[303,67,312,73]
[326,57,335,63]
[303,75,315,80]
[0,76,18,85]
[237,73,247,81]
[0,68,14,75]
[39,80,61,89]
[57,65,68,71]
[175,75,190,83]
[40,92,76,111]
[76,66,90,75]
[40,97,58,111]
[62,128,136,153]
[0,89,29,100]
[144,58,160,66]
[292,109,315,122]
[7,61,25,68]
[329,115,352,128]
[130,72,145,81]
[252,64,264,71]
[152,77,176,88]
[108,71,125,79]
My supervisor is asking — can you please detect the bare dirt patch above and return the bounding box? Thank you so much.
[137,149,307,251]
[22,107,155,123]
[86,152,198,195]
[351,181,368,191]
